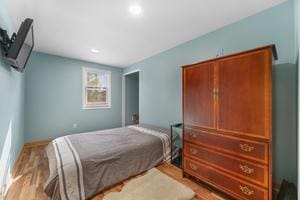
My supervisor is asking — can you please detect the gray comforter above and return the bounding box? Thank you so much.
[44,124,177,200]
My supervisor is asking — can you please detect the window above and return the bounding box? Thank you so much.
[82,67,111,109]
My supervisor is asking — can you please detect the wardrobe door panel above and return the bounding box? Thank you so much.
[183,62,216,129]
[217,50,272,139]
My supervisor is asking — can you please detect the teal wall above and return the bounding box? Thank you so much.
[124,1,297,184]
[294,0,300,195]
[273,63,297,184]
[296,0,300,55]
[25,52,123,142]
[125,1,295,125]
[0,0,25,195]
[125,72,139,126]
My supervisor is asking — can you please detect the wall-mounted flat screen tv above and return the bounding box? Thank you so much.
[6,18,34,72]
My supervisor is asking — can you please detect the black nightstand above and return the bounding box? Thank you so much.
[170,123,183,169]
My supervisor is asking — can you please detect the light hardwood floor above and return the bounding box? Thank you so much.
[5,145,226,200]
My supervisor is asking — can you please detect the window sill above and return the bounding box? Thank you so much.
[82,106,111,110]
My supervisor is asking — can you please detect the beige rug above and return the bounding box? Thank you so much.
[103,168,195,200]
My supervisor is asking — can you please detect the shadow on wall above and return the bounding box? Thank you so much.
[1,0,24,174]
[272,63,297,185]
[0,57,25,197]
[0,120,13,196]
[0,4,25,191]
[0,56,13,196]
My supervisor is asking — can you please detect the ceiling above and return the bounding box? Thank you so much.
[5,0,286,67]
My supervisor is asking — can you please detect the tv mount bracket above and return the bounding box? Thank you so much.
[0,27,16,54]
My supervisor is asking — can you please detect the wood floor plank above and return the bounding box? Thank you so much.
[5,145,226,200]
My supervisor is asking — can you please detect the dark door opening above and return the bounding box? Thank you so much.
[125,72,139,126]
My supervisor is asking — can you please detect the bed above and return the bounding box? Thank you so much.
[43,124,178,200]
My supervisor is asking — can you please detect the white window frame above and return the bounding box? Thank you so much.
[82,67,111,109]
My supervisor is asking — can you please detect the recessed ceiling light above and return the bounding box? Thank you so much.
[91,49,100,53]
[129,5,142,16]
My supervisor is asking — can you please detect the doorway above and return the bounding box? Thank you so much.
[123,71,139,126]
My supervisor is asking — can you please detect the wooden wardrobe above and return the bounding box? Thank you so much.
[182,45,277,200]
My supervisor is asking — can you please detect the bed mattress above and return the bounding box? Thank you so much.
[43,124,177,200]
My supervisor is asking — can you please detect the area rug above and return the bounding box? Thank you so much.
[103,168,195,200]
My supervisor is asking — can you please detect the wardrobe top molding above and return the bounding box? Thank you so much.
[182,44,278,68]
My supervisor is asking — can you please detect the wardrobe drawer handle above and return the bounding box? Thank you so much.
[189,148,198,155]
[239,185,254,196]
[189,163,198,171]
[239,165,254,174]
[189,132,197,138]
[239,144,254,152]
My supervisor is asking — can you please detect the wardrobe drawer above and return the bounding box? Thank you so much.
[184,128,268,164]
[184,158,268,200]
[184,143,268,187]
